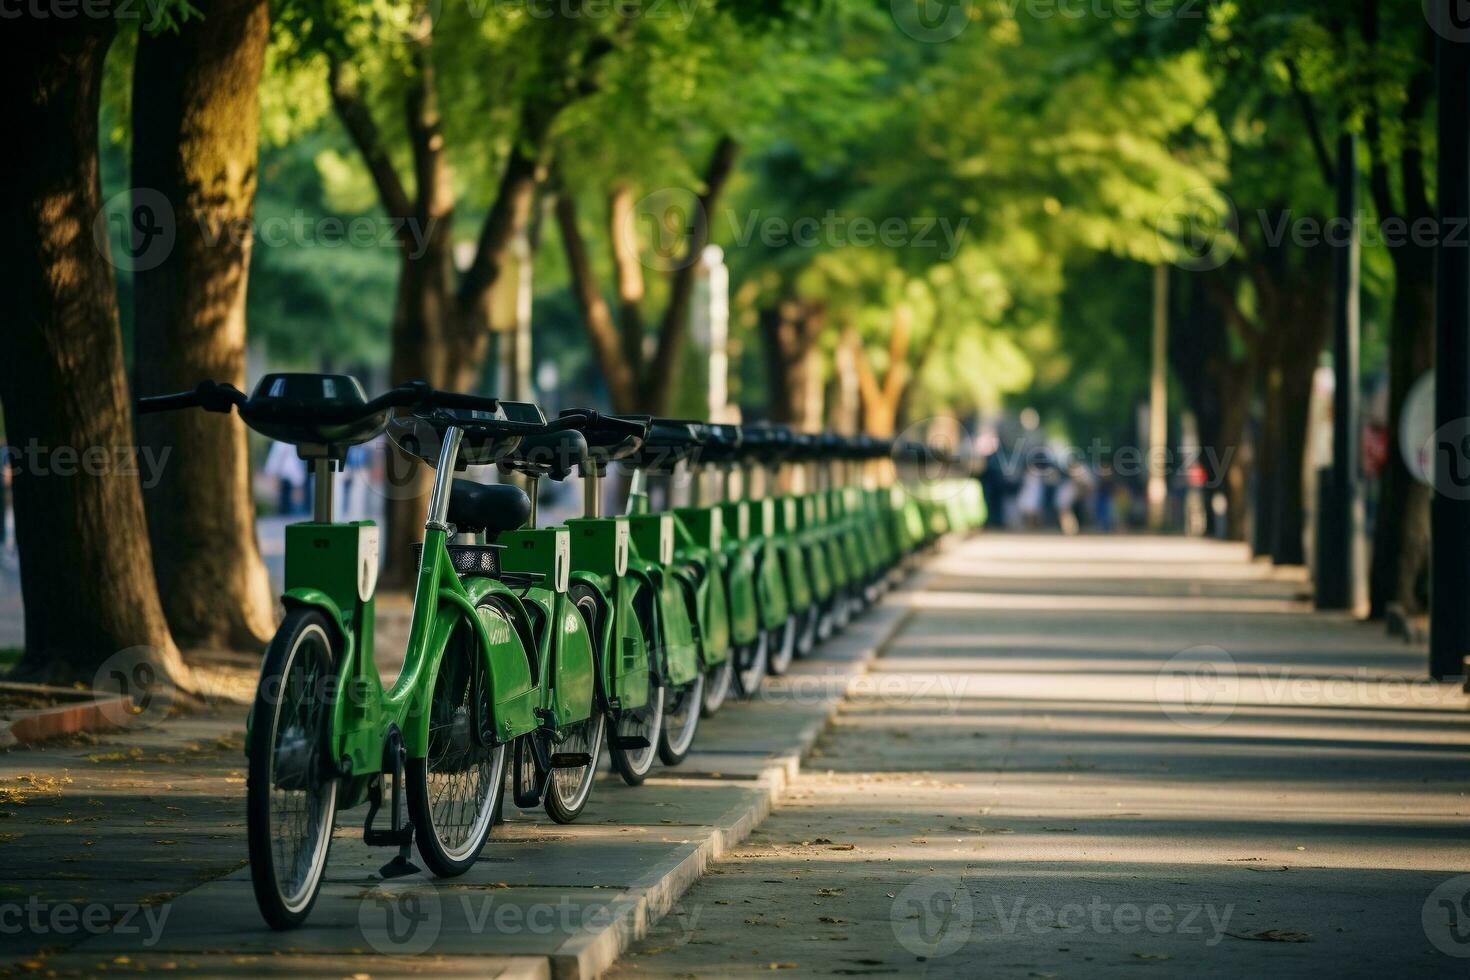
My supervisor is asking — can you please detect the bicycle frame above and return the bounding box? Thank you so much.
[279,428,556,811]
[625,468,702,689]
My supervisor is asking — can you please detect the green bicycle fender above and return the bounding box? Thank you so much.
[754,540,790,629]
[403,579,539,756]
[721,545,761,645]
[657,572,701,687]
[780,540,814,611]
[569,570,616,705]
[803,532,834,600]
[551,591,597,726]
[675,562,730,667]
[280,590,361,764]
[611,571,652,710]
[282,587,349,639]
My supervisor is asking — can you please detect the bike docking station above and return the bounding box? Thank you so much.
[99,371,983,977]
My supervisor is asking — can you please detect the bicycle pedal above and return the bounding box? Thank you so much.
[611,736,651,751]
[378,855,422,879]
[549,752,592,769]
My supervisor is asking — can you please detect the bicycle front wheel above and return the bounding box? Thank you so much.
[408,599,510,877]
[247,608,339,930]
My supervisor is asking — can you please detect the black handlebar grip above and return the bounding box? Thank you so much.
[136,380,244,415]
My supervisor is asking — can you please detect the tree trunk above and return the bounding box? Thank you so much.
[0,19,189,686]
[1369,246,1435,614]
[646,137,739,415]
[1253,356,1281,559]
[1216,361,1254,540]
[381,230,456,588]
[132,0,275,652]
[554,192,640,414]
[1272,350,1317,566]
[759,300,824,427]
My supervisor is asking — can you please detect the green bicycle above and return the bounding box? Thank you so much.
[139,375,601,929]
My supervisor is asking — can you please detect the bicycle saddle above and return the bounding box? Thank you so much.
[448,479,532,538]
[496,429,589,482]
[240,373,391,448]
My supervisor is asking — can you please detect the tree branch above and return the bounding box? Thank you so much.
[607,182,646,379]
[1284,58,1336,188]
[328,58,412,223]
[404,10,450,225]
[647,136,739,413]
[554,190,638,413]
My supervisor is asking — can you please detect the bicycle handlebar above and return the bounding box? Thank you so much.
[135,379,521,429]
[136,380,247,416]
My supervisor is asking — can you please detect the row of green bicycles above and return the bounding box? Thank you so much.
[137,373,982,929]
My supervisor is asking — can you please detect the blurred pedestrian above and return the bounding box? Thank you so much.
[265,440,306,516]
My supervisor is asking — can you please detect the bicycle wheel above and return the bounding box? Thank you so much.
[657,672,705,766]
[247,608,338,930]
[794,604,819,658]
[610,580,665,785]
[701,655,734,717]
[544,593,607,822]
[544,711,604,823]
[766,615,797,676]
[732,630,769,698]
[407,599,509,877]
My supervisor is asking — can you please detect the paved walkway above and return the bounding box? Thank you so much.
[610,534,1470,978]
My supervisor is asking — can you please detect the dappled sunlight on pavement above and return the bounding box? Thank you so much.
[611,533,1470,978]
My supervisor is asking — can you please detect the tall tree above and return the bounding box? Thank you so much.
[0,12,191,686]
[289,0,618,582]
[132,0,277,651]
[554,136,740,414]
[1357,10,1436,616]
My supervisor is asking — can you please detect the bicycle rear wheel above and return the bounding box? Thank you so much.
[408,598,510,877]
[247,608,339,930]
[701,655,734,717]
[732,630,769,698]
[766,615,797,675]
[545,711,604,823]
[657,673,705,766]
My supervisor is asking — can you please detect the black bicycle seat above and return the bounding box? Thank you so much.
[448,479,531,537]
[241,373,390,449]
[497,429,589,481]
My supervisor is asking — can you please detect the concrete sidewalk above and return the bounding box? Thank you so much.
[0,578,911,977]
[610,534,1470,978]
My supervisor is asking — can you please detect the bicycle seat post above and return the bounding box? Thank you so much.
[426,427,465,531]
[583,465,601,519]
[310,455,335,523]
